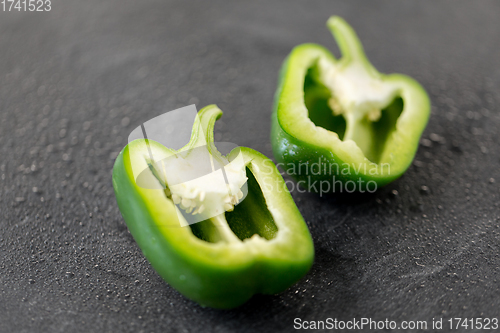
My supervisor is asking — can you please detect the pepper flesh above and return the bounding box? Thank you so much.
[271,16,430,191]
[112,105,314,309]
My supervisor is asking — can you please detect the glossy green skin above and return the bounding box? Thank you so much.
[271,17,430,192]
[112,105,314,309]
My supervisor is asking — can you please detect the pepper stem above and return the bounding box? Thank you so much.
[183,104,229,173]
[327,16,378,76]
[185,105,221,151]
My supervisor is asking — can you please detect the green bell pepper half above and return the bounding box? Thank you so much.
[271,16,430,192]
[112,105,314,309]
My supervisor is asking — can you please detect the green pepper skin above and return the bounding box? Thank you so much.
[112,105,314,309]
[271,16,430,192]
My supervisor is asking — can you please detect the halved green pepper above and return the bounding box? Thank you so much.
[112,105,314,309]
[271,16,430,192]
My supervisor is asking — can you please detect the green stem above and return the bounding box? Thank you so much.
[327,16,378,76]
[186,105,222,150]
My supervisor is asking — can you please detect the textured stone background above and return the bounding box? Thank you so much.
[0,1,499,332]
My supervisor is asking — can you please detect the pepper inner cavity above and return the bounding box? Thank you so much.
[148,150,278,243]
[305,59,404,164]
[190,167,279,243]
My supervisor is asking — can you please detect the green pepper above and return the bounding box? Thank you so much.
[112,105,314,309]
[271,16,430,192]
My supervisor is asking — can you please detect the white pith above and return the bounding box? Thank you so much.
[156,148,247,218]
[318,58,398,123]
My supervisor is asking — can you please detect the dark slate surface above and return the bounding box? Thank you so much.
[1,1,499,332]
